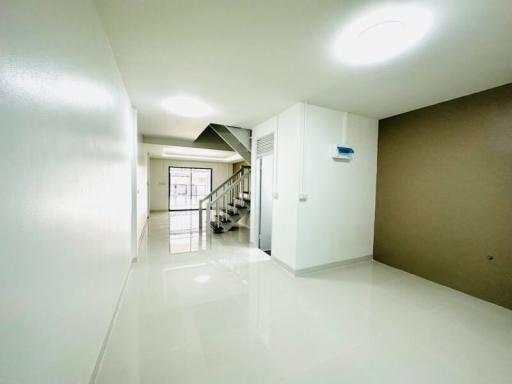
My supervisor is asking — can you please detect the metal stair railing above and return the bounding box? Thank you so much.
[198,166,251,233]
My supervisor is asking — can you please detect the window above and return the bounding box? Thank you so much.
[169,167,212,210]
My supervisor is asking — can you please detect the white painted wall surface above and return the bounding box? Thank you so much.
[250,105,302,270]
[250,103,378,272]
[137,132,148,244]
[250,116,277,242]
[271,104,302,270]
[258,154,274,251]
[130,108,138,258]
[296,105,378,270]
[0,1,134,383]
[149,158,232,211]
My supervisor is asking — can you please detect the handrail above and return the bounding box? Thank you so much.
[198,167,251,234]
[199,165,250,206]
[208,170,251,206]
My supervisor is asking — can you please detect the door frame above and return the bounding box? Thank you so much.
[168,166,213,211]
[258,154,273,252]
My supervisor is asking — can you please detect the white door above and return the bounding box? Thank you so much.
[259,155,273,252]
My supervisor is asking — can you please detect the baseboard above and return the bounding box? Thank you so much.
[271,256,296,275]
[88,259,134,384]
[295,255,373,276]
[136,218,148,253]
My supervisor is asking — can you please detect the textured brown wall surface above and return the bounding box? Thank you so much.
[375,84,512,309]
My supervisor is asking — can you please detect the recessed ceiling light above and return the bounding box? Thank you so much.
[161,96,213,117]
[333,5,433,65]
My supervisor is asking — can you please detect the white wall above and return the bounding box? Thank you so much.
[137,132,148,244]
[0,1,134,383]
[271,104,303,270]
[250,117,277,242]
[251,104,302,270]
[130,108,138,258]
[296,105,378,270]
[250,103,378,272]
[150,158,232,211]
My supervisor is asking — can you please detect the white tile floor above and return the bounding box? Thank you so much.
[96,212,512,384]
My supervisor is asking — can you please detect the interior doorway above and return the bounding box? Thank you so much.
[169,167,212,211]
[258,154,273,254]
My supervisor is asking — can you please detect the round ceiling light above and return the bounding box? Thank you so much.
[161,96,213,117]
[333,5,433,65]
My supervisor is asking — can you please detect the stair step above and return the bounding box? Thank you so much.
[209,222,224,233]
[214,215,231,222]
[228,212,239,217]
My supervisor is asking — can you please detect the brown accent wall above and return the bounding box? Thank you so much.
[374,83,512,309]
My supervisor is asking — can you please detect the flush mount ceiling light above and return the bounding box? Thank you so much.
[333,5,433,65]
[161,96,213,117]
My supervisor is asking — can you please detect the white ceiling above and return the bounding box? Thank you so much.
[145,144,242,163]
[95,0,512,140]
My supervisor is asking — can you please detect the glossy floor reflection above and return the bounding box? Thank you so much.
[96,212,512,384]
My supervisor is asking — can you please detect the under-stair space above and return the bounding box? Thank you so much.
[199,166,251,233]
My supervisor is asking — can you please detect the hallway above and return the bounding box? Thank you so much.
[3,2,512,383]
[96,212,512,384]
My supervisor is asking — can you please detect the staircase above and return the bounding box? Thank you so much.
[197,123,252,234]
[208,124,251,163]
[198,166,251,233]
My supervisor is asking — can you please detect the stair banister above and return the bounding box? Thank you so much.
[199,169,251,234]
[207,170,250,206]
[205,168,243,201]
[199,167,242,233]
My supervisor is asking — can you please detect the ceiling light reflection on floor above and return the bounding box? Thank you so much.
[194,274,211,283]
